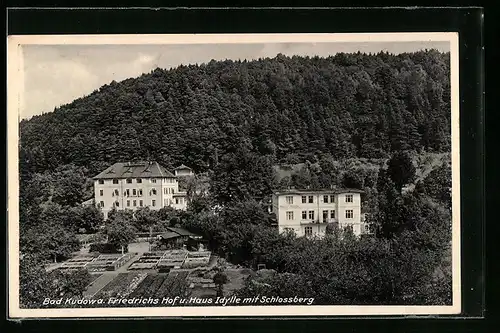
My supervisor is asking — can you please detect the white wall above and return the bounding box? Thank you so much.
[174,169,194,177]
[274,192,364,237]
[94,176,186,219]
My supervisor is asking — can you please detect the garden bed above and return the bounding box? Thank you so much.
[88,253,135,272]
[182,252,211,269]
[128,251,166,270]
[124,271,190,304]
[59,254,99,271]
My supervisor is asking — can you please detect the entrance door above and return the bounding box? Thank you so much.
[323,210,328,223]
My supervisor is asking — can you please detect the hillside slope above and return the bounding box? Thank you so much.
[20,51,451,179]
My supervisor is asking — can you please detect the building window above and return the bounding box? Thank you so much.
[99,201,104,208]
[330,210,336,219]
[126,178,132,184]
[301,196,307,203]
[124,189,130,196]
[164,188,167,194]
[330,195,335,203]
[98,180,104,185]
[172,189,175,194]
[175,198,179,204]
[285,196,294,204]
[114,189,119,196]
[345,194,353,203]
[127,200,130,207]
[346,210,353,218]
[308,195,314,203]
[308,211,314,220]
[113,179,119,184]
[132,189,137,196]
[99,189,103,196]
[164,199,168,206]
[152,200,156,207]
[286,211,294,220]
[151,179,157,183]
[323,195,329,203]
[323,210,328,222]
[137,178,142,183]
[138,189,143,196]
[301,211,307,220]
[115,201,119,208]
[152,188,157,195]
[133,200,137,207]
[139,200,143,207]
[304,226,313,237]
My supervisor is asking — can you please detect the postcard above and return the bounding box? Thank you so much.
[7,32,460,318]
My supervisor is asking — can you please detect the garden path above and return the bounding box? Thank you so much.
[83,274,116,298]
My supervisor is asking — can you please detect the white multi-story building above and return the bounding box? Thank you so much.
[93,161,188,219]
[271,189,369,238]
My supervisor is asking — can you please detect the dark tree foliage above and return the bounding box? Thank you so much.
[21,203,81,263]
[19,51,450,178]
[20,254,58,308]
[104,210,137,251]
[210,140,277,204]
[17,51,452,307]
[53,269,92,298]
[387,150,416,193]
[416,161,452,210]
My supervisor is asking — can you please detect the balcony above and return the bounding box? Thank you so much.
[300,218,337,225]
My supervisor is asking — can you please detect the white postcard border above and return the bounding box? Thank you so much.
[7,32,461,318]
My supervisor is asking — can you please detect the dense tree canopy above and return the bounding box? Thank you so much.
[20,50,450,179]
[17,51,452,307]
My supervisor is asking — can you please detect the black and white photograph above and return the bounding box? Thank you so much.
[7,33,460,318]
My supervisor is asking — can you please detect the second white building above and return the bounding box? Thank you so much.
[271,189,369,237]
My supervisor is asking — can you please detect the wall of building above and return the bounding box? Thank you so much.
[174,169,194,177]
[172,193,188,210]
[336,192,363,236]
[273,192,364,237]
[94,176,186,219]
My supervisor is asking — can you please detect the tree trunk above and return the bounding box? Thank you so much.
[121,245,124,255]
[54,254,57,263]
[216,285,224,297]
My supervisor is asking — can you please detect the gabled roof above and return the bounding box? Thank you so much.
[159,231,181,240]
[174,164,193,171]
[273,188,364,196]
[93,161,176,179]
[167,227,200,237]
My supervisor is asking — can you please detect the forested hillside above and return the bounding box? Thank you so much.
[20,50,450,179]
[18,51,453,307]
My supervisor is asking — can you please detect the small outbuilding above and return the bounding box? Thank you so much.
[156,227,204,251]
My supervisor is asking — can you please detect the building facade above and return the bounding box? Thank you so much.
[271,189,368,238]
[93,161,188,219]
